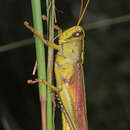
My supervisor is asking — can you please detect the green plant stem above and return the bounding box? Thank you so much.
[31,0,47,130]
[46,0,55,129]
[85,14,130,30]
[0,38,34,53]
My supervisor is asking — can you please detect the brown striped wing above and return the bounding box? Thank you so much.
[69,62,88,130]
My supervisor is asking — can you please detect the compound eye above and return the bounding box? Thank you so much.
[72,30,83,37]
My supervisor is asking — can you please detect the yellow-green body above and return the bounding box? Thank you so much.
[55,26,87,130]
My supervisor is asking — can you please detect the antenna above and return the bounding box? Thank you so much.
[77,0,90,26]
[78,0,83,20]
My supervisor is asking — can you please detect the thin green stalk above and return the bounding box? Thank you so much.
[0,38,34,53]
[85,14,130,30]
[46,0,55,129]
[31,0,47,130]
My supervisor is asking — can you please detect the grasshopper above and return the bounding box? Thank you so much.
[25,0,90,129]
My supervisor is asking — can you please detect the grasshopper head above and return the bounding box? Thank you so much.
[59,0,90,43]
[58,26,85,64]
[59,26,85,43]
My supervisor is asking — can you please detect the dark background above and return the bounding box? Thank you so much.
[0,0,130,130]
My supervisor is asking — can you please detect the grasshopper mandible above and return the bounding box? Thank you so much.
[25,0,90,129]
